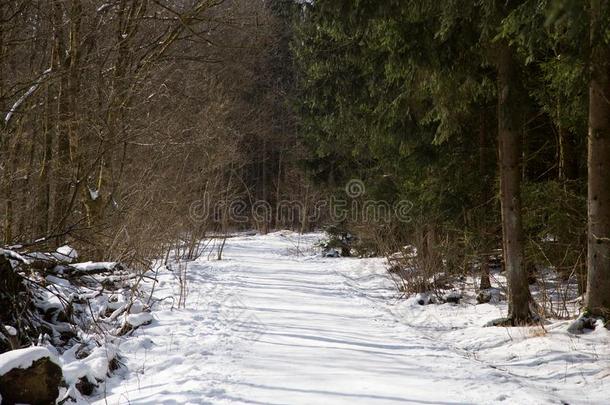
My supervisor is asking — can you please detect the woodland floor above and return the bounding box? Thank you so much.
[94,232,610,405]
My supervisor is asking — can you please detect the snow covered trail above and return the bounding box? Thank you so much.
[96,232,607,405]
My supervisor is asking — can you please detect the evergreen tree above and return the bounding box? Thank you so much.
[293,0,602,326]
[585,0,610,319]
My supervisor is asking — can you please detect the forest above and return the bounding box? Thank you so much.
[291,0,610,327]
[0,1,609,404]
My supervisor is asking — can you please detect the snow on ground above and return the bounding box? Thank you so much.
[95,231,610,405]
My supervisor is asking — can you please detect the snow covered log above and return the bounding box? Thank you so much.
[0,347,62,405]
[3,244,123,276]
[23,245,78,271]
[47,261,125,279]
[67,261,122,274]
[0,248,30,265]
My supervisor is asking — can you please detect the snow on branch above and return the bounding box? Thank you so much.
[4,68,52,127]
[0,248,31,265]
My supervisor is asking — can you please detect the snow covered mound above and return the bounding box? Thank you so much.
[93,232,610,405]
[0,346,63,404]
[0,346,59,376]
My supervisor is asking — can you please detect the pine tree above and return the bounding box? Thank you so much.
[585,0,610,318]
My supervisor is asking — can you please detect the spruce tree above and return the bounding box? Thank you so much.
[585,0,610,319]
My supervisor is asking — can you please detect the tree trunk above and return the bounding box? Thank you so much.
[497,41,532,324]
[479,256,492,290]
[558,123,578,181]
[585,0,610,318]
[479,110,492,290]
[3,128,25,244]
[39,80,54,235]
[51,0,70,233]
[0,5,6,244]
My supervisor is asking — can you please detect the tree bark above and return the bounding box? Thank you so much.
[39,79,53,235]
[558,123,578,181]
[585,0,610,318]
[479,110,492,290]
[51,0,70,232]
[497,40,532,323]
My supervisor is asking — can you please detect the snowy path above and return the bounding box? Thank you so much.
[97,232,608,405]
